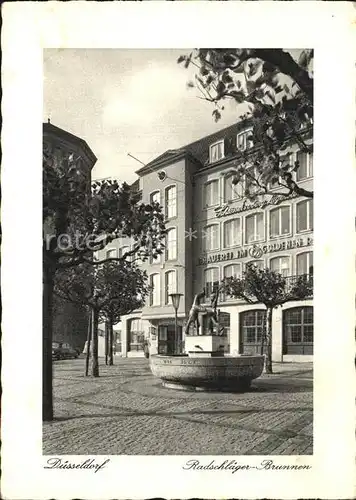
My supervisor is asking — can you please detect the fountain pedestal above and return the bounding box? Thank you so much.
[185,335,228,357]
[150,334,264,392]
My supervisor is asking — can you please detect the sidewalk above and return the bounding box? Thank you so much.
[43,358,313,456]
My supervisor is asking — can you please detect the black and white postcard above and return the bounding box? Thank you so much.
[2,2,356,499]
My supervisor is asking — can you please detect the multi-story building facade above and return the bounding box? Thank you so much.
[43,121,97,351]
[103,120,313,362]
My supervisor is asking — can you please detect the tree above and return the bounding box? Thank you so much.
[54,260,150,376]
[43,151,165,420]
[223,264,313,374]
[100,271,146,365]
[178,49,313,200]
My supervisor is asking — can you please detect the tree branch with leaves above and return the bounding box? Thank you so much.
[43,150,165,421]
[54,260,150,376]
[223,264,313,373]
[178,48,313,201]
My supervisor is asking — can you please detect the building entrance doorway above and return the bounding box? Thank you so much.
[158,325,183,355]
[239,310,267,355]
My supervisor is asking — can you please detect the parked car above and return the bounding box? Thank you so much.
[52,342,62,360]
[52,341,79,360]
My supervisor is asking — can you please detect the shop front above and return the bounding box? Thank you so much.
[157,325,183,355]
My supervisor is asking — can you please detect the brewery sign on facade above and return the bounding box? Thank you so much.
[198,236,313,266]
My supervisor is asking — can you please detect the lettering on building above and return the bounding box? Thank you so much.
[198,236,313,265]
[198,252,234,266]
[214,193,298,218]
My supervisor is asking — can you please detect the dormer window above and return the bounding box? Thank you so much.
[209,140,224,163]
[237,129,253,152]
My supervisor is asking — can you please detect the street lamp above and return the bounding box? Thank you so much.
[169,293,183,355]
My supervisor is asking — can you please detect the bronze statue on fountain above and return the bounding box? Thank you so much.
[184,288,224,336]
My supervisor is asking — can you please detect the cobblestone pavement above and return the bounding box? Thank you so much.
[43,358,313,455]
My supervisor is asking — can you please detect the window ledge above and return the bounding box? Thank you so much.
[224,198,241,204]
[209,156,225,165]
[296,176,313,183]
[223,243,242,250]
[203,204,220,210]
[245,239,265,245]
[269,233,293,240]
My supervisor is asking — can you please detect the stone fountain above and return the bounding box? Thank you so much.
[150,290,264,392]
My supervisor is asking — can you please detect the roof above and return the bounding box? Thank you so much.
[136,118,251,175]
[43,122,97,165]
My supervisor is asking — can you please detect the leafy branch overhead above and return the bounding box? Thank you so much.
[178,49,314,200]
[43,152,166,272]
[54,260,150,316]
[43,144,166,416]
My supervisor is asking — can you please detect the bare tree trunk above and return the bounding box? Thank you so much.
[108,317,114,366]
[104,321,108,365]
[265,307,273,374]
[43,263,54,421]
[91,308,99,377]
[85,308,92,376]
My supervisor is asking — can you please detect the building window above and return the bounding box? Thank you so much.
[150,242,161,264]
[204,268,220,298]
[269,155,291,189]
[120,246,130,259]
[240,310,266,353]
[269,206,291,238]
[115,330,122,353]
[149,274,160,306]
[270,256,290,276]
[209,141,224,163]
[129,319,145,352]
[245,213,264,244]
[165,270,177,305]
[283,307,313,354]
[204,179,219,207]
[245,167,258,194]
[204,224,219,251]
[106,248,117,259]
[223,218,241,248]
[165,186,177,219]
[237,129,253,151]
[224,263,241,279]
[247,260,264,270]
[151,253,161,265]
[218,311,231,344]
[223,264,241,301]
[166,228,177,260]
[224,174,240,202]
[296,152,313,181]
[296,252,313,276]
[297,200,313,233]
[150,190,161,205]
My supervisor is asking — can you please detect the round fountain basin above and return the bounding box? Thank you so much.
[149,354,264,392]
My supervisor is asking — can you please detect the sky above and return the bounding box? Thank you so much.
[43,49,248,184]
